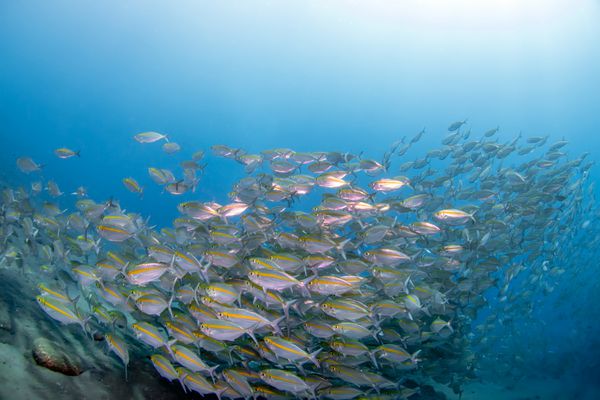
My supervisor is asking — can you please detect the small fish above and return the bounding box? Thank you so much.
[54,148,80,159]
[105,334,129,380]
[16,157,43,173]
[125,262,169,285]
[178,368,223,397]
[434,209,475,225]
[96,224,134,242]
[171,345,218,378]
[448,119,467,131]
[150,354,178,382]
[199,319,259,345]
[122,177,143,197]
[36,295,87,331]
[134,131,168,143]
[259,369,312,395]
[131,322,168,348]
[162,141,181,154]
[264,335,321,366]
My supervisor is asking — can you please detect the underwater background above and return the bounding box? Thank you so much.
[2,1,600,399]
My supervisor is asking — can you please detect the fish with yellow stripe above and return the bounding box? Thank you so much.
[36,295,88,333]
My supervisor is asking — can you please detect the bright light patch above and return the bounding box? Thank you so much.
[335,0,588,30]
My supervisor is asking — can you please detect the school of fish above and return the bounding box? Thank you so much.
[1,121,596,399]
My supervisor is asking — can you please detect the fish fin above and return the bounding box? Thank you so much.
[165,339,177,358]
[422,306,431,317]
[411,349,422,364]
[177,376,188,393]
[309,348,322,368]
[120,262,130,281]
[215,388,226,400]
[270,315,285,335]
[167,293,174,319]
[282,299,296,323]
[245,329,259,347]
[336,238,351,260]
[369,350,379,370]
[208,364,219,383]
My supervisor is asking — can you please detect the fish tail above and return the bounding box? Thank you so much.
[165,339,177,358]
[215,387,226,400]
[167,293,174,319]
[208,365,219,383]
[271,315,285,335]
[411,349,422,364]
[309,348,322,368]
[369,350,379,370]
[245,329,259,347]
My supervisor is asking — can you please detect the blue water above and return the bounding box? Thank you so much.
[2,1,600,398]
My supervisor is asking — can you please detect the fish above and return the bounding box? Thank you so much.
[259,369,312,395]
[54,148,80,158]
[178,368,223,397]
[124,262,169,285]
[263,335,321,367]
[36,295,87,331]
[16,157,43,173]
[448,119,467,131]
[131,322,169,348]
[122,177,143,197]
[105,334,129,380]
[1,120,593,399]
[134,131,168,143]
[150,354,178,382]
[199,319,259,345]
[170,345,218,378]
[162,142,181,154]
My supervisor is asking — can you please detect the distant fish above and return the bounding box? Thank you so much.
[134,131,168,143]
[448,119,467,131]
[16,157,43,173]
[54,148,80,159]
[46,180,63,197]
[71,186,88,197]
[122,177,143,197]
[148,167,176,185]
[162,142,181,154]
[192,150,205,161]
[484,126,499,137]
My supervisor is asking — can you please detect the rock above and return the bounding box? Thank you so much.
[32,337,82,376]
[0,300,11,332]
